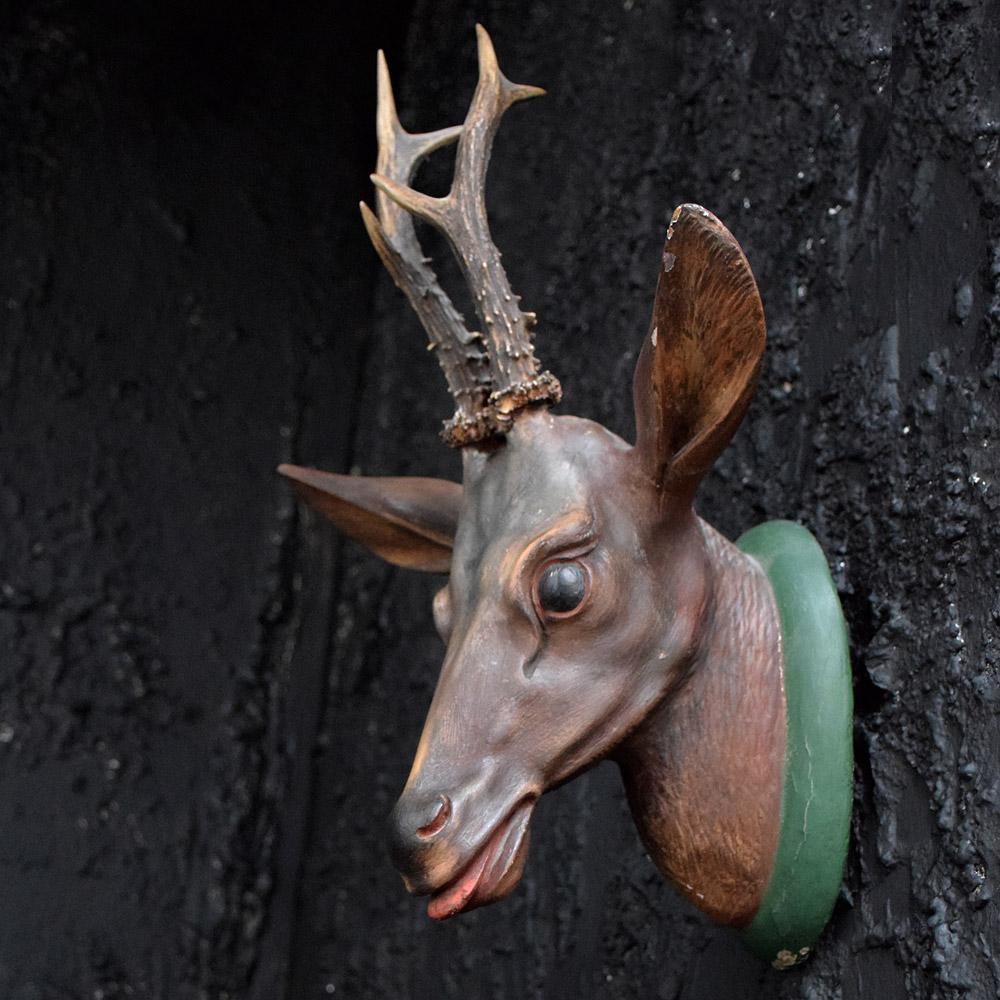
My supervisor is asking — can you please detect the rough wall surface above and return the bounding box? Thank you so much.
[1,2,998,999]
[0,3,393,997]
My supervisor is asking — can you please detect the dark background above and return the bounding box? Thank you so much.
[1,1,999,998]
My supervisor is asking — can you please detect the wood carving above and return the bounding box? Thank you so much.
[279,26,852,967]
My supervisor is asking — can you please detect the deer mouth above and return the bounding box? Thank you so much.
[427,798,535,920]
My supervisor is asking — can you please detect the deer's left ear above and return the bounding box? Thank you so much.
[278,464,461,573]
[632,204,766,502]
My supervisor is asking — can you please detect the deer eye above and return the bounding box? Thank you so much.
[537,561,588,616]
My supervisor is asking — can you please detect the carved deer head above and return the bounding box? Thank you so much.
[281,27,798,933]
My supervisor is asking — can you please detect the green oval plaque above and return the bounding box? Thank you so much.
[736,520,853,968]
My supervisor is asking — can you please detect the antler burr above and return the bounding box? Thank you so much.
[363,25,561,446]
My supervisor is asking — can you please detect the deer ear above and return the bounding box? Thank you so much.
[278,464,461,573]
[632,204,766,501]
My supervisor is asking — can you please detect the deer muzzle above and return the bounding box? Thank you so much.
[389,773,538,919]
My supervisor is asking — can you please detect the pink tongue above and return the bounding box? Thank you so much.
[427,848,490,921]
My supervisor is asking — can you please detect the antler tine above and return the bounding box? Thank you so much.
[362,50,493,430]
[453,24,545,214]
[373,50,461,244]
[372,25,562,445]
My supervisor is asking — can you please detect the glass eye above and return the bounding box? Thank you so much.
[537,561,588,616]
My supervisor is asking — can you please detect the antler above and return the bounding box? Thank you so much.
[360,54,484,435]
[363,25,561,447]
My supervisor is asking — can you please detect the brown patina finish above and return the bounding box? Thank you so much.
[279,27,785,929]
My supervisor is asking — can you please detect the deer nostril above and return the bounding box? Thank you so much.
[416,794,452,840]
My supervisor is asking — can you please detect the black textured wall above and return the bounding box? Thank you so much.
[2,2,999,999]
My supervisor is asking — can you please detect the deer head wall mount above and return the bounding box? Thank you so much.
[279,27,853,968]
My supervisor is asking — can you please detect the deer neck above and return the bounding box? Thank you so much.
[617,518,785,928]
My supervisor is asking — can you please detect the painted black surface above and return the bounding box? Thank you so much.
[2,2,999,998]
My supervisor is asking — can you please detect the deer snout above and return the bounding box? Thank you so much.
[388,791,455,889]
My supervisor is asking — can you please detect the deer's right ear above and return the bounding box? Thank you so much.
[632,204,766,502]
[278,464,460,573]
